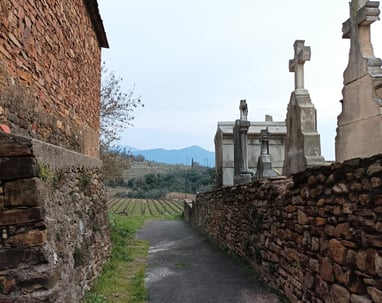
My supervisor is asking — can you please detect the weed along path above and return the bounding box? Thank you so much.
[136,220,281,303]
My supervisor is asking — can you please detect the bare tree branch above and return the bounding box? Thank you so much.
[100,63,143,149]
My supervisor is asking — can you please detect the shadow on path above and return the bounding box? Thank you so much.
[136,220,281,303]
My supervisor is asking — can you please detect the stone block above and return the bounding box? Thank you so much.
[315,277,329,300]
[359,194,370,205]
[348,271,366,294]
[7,230,47,247]
[0,156,39,180]
[0,276,16,295]
[320,257,334,282]
[375,253,382,277]
[364,235,382,248]
[4,178,46,207]
[311,237,320,252]
[330,284,350,303]
[0,207,44,226]
[329,239,347,265]
[371,177,382,188]
[332,183,349,194]
[351,294,372,303]
[367,162,382,176]
[297,210,308,225]
[0,133,33,157]
[309,258,320,273]
[0,247,47,270]
[19,276,50,293]
[335,223,352,240]
[303,271,314,290]
[364,277,382,289]
[367,287,382,303]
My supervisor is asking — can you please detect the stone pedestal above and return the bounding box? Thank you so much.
[256,154,276,179]
[336,74,382,162]
[256,128,277,179]
[283,91,326,175]
[233,119,251,184]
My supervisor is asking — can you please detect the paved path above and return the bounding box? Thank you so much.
[136,220,280,303]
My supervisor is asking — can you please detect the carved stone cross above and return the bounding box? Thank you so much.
[260,127,270,155]
[239,99,248,120]
[289,40,311,91]
[342,0,382,83]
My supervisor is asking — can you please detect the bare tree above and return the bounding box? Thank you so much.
[100,63,143,184]
[100,63,143,149]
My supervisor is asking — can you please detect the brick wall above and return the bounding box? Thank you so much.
[0,0,106,157]
[187,155,382,303]
[0,133,111,303]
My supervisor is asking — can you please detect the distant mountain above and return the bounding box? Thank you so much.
[121,145,215,167]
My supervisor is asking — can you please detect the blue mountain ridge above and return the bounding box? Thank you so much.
[120,145,215,167]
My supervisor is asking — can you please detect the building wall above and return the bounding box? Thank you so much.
[187,154,382,303]
[0,133,111,303]
[0,0,104,157]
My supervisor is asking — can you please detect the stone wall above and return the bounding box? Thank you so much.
[187,154,382,303]
[0,133,111,303]
[0,0,107,157]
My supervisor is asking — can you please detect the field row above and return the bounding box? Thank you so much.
[107,198,184,216]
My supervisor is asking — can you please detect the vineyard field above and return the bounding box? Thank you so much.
[107,198,184,216]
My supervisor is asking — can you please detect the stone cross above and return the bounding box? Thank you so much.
[234,99,251,184]
[239,99,248,120]
[342,0,381,83]
[289,40,311,91]
[260,127,270,155]
[255,127,276,179]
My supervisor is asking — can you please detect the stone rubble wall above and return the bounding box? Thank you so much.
[187,154,382,303]
[0,133,111,303]
[0,0,102,157]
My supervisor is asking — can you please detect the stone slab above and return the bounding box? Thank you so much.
[0,156,39,180]
[0,207,44,226]
[0,133,33,157]
[0,247,47,271]
[32,138,102,169]
[4,178,46,207]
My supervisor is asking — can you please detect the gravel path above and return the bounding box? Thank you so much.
[136,220,281,303]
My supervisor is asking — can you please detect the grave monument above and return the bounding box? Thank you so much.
[255,127,277,179]
[233,100,252,184]
[336,0,382,162]
[215,112,286,186]
[283,40,325,176]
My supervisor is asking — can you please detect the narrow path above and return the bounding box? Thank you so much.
[136,220,281,303]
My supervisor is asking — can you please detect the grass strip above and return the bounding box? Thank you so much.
[82,213,181,303]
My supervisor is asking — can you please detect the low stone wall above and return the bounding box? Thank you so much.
[0,133,110,303]
[186,155,382,303]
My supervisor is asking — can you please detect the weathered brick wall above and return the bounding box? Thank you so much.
[0,133,111,303]
[0,0,105,157]
[187,155,382,303]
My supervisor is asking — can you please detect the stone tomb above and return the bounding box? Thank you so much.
[215,114,286,186]
[336,0,382,162]
[283,40,326,176]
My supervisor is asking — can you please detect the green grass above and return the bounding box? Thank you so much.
[82,213,181,303]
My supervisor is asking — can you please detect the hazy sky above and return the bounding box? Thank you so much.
[98,1,382,160]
